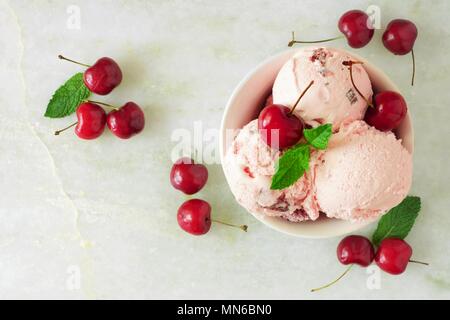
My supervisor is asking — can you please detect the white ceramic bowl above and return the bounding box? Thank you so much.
[220,48,414,238]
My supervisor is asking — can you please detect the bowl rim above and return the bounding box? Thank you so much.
[219,47,414,238]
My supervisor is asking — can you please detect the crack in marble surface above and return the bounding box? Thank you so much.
[6,0,88,248]
[5,0,95,299]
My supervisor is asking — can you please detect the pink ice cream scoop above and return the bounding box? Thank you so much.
[223,120,321,222]
[313,121,413,222]
[272,47,373,130]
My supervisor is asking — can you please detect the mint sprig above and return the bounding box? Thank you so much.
[271,144,310,190]
[270,124,332,190]
[45,72,91,118]
[304,124,332,150]
[372,196,421,246]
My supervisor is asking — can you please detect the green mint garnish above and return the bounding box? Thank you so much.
[304,124,332,150]
[372,196,421,246]
[44,72,91,118]
[271,144,310,190]
[270,123,333,190]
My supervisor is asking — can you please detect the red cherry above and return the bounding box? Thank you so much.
[383,19,418,55]
[338,10,374,48]
[107,102,145,139]
[177,199,248,236]
[54,102,106,139]
[258,80,313,150]
[177,199,212,236]
[382,19,418,86]
[58,55,122,95]
[73,103,107,140]
[84,57,123,95]
[170,157,208,195]
[337,235,375,267]
[258,105,304,150]
[312,235,374,292]
[54,102,107,140]
[375,238,412,275]
[365,91,407,131]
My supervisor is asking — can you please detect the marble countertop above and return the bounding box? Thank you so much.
[0,0,449,299]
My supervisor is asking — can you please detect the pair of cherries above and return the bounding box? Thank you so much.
[291,9,418,54]
[291,10,418,85]
[170,157,247,235]
[312,235,427,292]
[56,56,145,140]
[337,235,416,274]
[340,11,419,86]
[338,10,418,55]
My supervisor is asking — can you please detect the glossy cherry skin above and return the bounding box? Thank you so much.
[74,102,107,140]
[84,57,123,95]
[107,102,145,139]
[338,10,374,48]
[258,104,304,150]
[170,157,208,195]
[365,91,407,132]
[375,238,412,275]
[383,19,418,55]
[177,199,212,236]
[337,235,375,267]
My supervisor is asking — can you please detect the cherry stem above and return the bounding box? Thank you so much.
[311,264,353,292]
[212,219,248,232]
[289,80,314,115]
[54,122,77,136]
[411,49,415,86]
[343,60,374,108]
[85,100,119,110]
[409,259,429,266]
[288,31,343,47]
[58,55,91,68]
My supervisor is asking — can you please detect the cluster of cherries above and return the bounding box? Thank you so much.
[170,157,248,235]
[312,235,428,292]
[259,9,414,151]
[338,10,412,133]
[290,9,418,86]
[55,56,145,140]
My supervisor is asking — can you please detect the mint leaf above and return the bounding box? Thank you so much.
[372,196,421,246]
[271,144,310,190]
[304,124,332,150]
[45,73,91,118]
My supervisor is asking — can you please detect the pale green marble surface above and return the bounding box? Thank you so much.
[0,0,449,299]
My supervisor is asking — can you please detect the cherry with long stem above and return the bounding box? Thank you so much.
[58,55,91,68]
[289,80,314,115]
[311,265,353,292]
[342,60,374,108]
[288,31,343,47]
[212,219,248,232]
